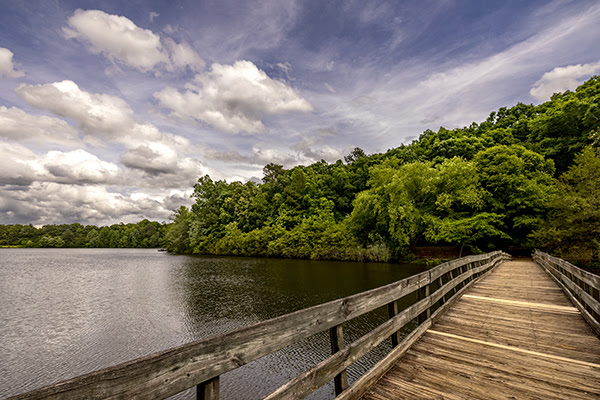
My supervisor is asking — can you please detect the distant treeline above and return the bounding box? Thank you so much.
[0,220,166,248]
[162,76,600,265]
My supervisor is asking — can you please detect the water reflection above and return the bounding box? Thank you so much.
[0,249,427,399]
[176,255,427,399]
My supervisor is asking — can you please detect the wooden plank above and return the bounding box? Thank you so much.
[535,251,600,289]
[462,294,580,313]
[536,256,600,336]
[337,252,504,400]
[361,260,600,400]
[559,272,600,315]
[428,330,600,369]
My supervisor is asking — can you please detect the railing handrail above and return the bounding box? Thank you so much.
[533,250,600,336]
[10,251,510,400]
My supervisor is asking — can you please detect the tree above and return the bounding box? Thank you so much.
[531,147,600,263]
[527,76,600,174]
[350,157,502,257]
[474,145,555,247]
[344,147,366,164]
[165,206,192,253]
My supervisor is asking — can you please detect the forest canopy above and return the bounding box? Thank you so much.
[3,76,599,264]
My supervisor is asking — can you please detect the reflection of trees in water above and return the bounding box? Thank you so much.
[175,255,428,399]
[179,256,427,337]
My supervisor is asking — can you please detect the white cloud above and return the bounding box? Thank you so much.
[0,142,38,186]
[164,38,205,72]
[37,149,121,185]
[0,143,120,187]
[0,182,169,225]
[149,11,160,22]
[120,142,178,174]
[530,61,600,101]
[63,9,204,73]
[0,106,79,146]
[155,60,313,133]
[15,80,135,138]
[63,9,169,72]
[15,79,205,180]
[0,47,25,78]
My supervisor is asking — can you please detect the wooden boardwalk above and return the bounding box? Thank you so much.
[361,260,600,399]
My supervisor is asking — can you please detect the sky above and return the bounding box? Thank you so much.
[1,0,600,226]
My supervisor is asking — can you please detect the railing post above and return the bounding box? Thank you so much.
[388,300,400,347]
[329,324,348,395]
[437,276,445,306]
[418,284,430,324]
[197,376,220,400]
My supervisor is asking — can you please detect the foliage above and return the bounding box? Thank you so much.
[0,220,166,248]
[474,145,555,246]
[350,157,505,257]
[531,147,600,263]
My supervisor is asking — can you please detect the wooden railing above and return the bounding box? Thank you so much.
[533,251,600,336]
[10,251,510,400]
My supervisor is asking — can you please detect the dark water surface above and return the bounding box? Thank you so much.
[0,249,427,399]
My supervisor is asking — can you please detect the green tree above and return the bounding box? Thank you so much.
[531,147,600,263]
[350,157,500,257]
[474,145,555,247]
[165,206,192,253]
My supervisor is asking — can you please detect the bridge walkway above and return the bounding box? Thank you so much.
[361,260,600,399]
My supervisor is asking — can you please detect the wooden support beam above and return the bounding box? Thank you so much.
[388,301,400,347]
[197,376,219,400]
[329,325,348,395]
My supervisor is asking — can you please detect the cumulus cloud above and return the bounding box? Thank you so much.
[63,9,169,72]
[63,9,203,73]
[0,47,25,78]
[0,142,38,186]
[0,182,176,225]
[120,142,179,174]
[15,79,206,182]
[530,61,600,101]
[38,150,121,185]
[16,80,135,137]
[0,106,79,146]
[154,60,313,133]
[0,143,121,187]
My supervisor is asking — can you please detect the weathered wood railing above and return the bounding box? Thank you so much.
[533,251,600,336]
[10,251,510,400]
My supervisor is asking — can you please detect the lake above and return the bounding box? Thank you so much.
[0,248,428,399]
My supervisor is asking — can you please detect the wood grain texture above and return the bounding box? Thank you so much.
[534,251,600,336]
[360,260,600,400]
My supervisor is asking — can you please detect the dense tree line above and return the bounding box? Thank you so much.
[0,220,166,248]
[3,77,599,265]
[164,76,600,265]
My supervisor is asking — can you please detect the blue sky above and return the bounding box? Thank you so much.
[1,0,599,225]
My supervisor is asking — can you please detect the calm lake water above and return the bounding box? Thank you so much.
[0,248,428,399]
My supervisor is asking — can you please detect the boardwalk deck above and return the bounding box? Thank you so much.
[360,260,600,400]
